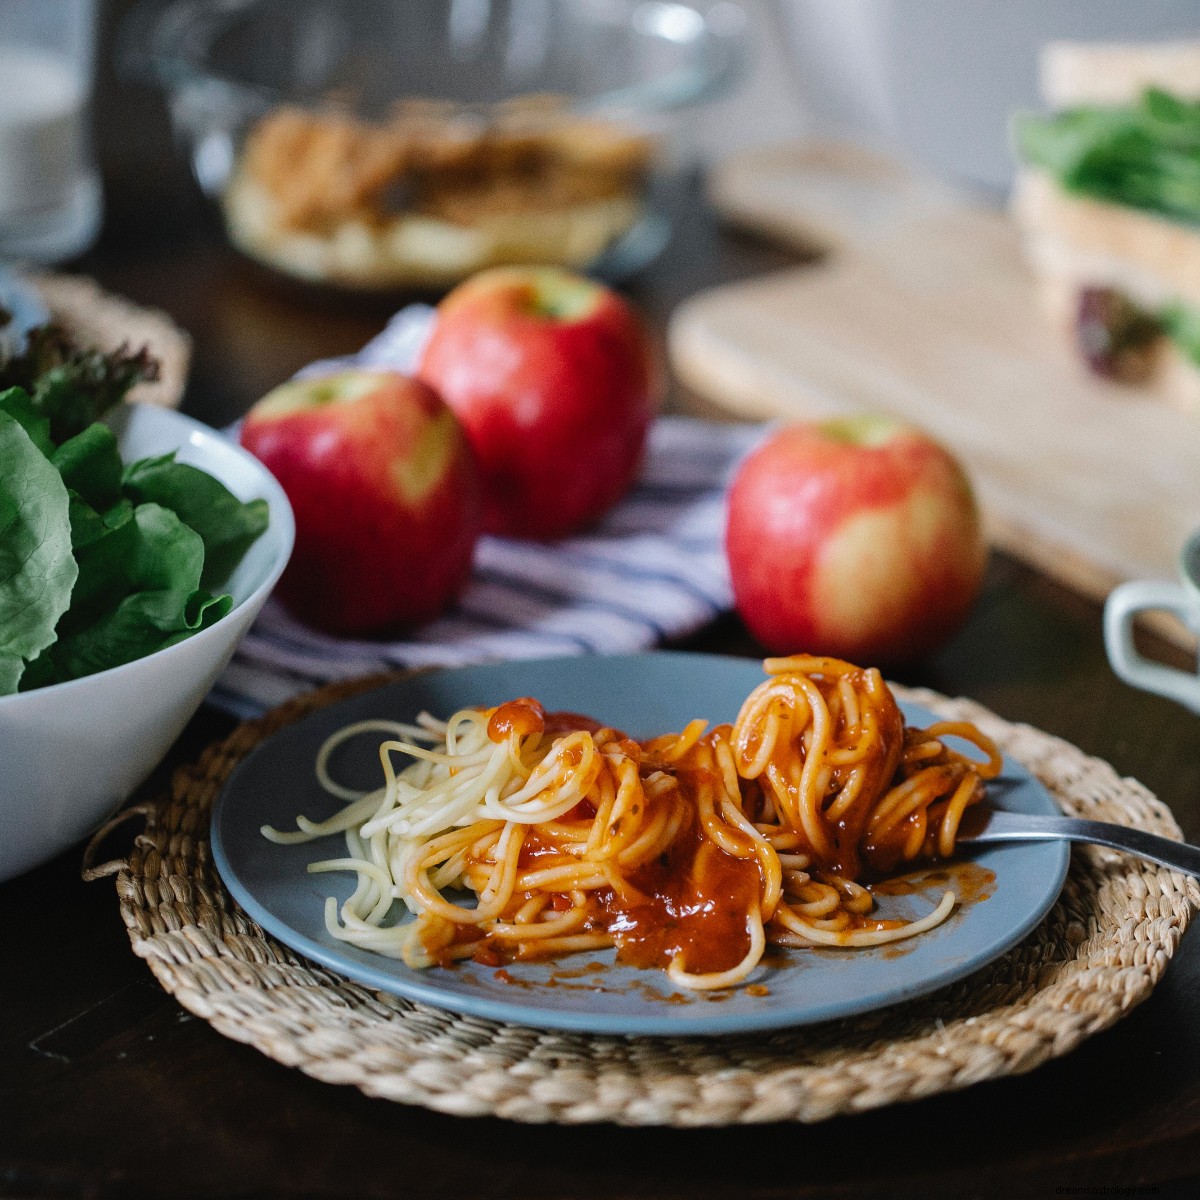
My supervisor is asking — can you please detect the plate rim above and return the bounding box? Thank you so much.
[211,651,1070,1037]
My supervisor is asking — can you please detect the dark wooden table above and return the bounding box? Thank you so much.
[5,14,1200,1200]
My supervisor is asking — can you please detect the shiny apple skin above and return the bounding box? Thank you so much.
[240,370,482,635]
[725,417,987,664]
[416,267,659,539]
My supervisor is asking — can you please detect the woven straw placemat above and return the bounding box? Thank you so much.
[87,674,1199,1126]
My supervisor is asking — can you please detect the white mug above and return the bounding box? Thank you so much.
[1105,530,1200,713]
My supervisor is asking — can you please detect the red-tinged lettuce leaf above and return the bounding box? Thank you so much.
[122,452,269,588]
[21,501,231,687]
[0,329,158,443]
[0,410,78,694]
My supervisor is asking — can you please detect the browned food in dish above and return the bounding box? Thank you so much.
[224,96,655,288]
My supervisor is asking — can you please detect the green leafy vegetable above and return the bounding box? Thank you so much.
[67,493,111,550]
[0,326,158,443]
[52,422,123,510]
[56,502,139,631]
[1019,91,1200,366]
[1160,301,1200,365]
[25,503,232,686]
[0,327,269,695]
[1016,88,1200,225]
[0,386,51,455]
[0,410,79,692]
[122,453,270,589]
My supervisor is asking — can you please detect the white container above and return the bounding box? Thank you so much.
[0,405,294,882]
[779,0,1200,195]
[0,0,102,261]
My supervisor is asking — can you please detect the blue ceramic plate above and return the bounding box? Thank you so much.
[211,653,1069,1037]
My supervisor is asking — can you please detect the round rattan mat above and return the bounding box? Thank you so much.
[93,674,1199,1126]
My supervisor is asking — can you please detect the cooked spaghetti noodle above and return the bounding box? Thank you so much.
[263,656,1002,990]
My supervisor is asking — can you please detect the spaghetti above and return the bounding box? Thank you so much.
[263,656,1002,990]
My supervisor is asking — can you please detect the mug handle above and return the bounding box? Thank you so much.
[1104,580,1200,712]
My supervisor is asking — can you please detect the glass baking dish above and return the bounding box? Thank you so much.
[126,0,744,290]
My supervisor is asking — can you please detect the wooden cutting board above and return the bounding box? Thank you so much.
[670,142,1200,640]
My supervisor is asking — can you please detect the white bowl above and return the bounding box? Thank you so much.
[0,403,294,882]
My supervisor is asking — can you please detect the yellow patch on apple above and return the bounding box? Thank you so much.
[813,494,945,645]
[390,409,459,506]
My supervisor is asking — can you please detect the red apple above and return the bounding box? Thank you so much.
[725,415,987,664]
[416,266,660,539]
[240,369,482,634]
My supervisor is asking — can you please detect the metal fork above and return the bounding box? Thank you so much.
[956,808,1200,876]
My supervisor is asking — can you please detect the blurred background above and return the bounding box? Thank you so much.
[25,0,1186,611]
[770,0,1200,193]
[70,0,1200,230]
[14,0,1200,269]
[3,0,1196,292]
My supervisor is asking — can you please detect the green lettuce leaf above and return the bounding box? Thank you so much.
[0,327,269,692]
[0,328,158,443]
[23,502,233,687]
[52,422,123,510]
[0,410,78,693]
[1016,88,1200,225]
[67,493,108,550]
[64,490,133,554]
[0,386,52,456]
[1160,301,1200,365]
[122,452,269,588]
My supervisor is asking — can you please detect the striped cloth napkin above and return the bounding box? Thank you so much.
[211,306,765,717]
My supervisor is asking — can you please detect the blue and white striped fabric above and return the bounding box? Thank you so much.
[211,306,765,718]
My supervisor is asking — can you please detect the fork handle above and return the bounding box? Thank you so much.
[962,811,1200,877]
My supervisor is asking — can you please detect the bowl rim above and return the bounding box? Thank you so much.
[0,402,294,708]
[125,0,746,118]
